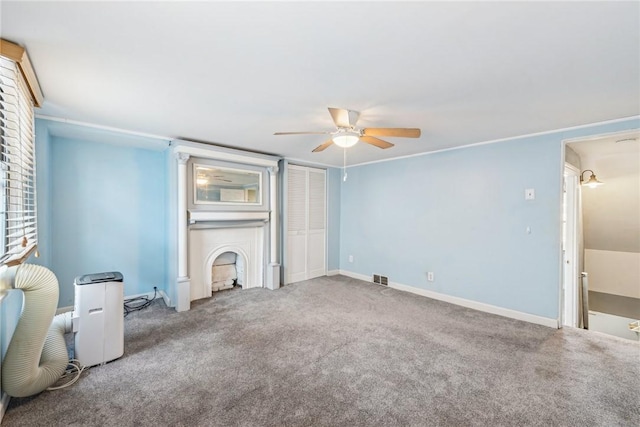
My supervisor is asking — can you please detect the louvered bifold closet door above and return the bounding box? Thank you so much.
[287,166,308,283]
[307,168,326,279]
[0,57,36,265]
[286,165,327,284]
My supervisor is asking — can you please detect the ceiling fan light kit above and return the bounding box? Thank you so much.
[333,131,360,148]
[274,107,421,153]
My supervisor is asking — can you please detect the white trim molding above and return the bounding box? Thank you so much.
[349,115,640,169]
[189,211,269,223]
[173,143,279,169]
[55,306,73,315]
[159,290,171,308]
[55,289,164,316]
[0,391,9,424]
[339,270,559,329]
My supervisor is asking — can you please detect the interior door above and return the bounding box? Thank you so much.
[286,165,326,283]
[563,164,580,327]
[307,168,326,279]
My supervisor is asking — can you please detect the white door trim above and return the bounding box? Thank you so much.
[562,163,580,327]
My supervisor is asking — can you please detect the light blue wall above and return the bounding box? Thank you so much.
[0,289,23,400]
[47,135,166,307]
[30,116,638,319]
[33,120,52,268]
[340,118,640,320]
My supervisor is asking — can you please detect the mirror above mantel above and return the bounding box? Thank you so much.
[194,164,262,205]
[187,157,270,214]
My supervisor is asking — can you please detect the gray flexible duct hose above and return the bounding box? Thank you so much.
[1,264,70,397]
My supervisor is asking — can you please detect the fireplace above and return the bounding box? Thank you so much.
[171,141,281,312]
[188,225,264,300]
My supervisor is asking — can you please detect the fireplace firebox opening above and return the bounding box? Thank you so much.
[211,251,245,292]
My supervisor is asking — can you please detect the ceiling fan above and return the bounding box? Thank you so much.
[274,107,421,152]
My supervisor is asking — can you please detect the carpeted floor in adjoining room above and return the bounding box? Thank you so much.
[3,275,639,426]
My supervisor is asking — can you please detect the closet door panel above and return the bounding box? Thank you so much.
[286,165,326,283]
[307,169,326,279]
[308,230,326,278]
[286,166,308,283]
[287,233,307,283]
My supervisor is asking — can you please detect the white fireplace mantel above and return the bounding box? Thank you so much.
[171,141,281,312]
[188,210,269,223]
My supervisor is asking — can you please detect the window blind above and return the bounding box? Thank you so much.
[0,56,37,265]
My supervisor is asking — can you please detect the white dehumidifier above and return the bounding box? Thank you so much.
[73,272,124,367]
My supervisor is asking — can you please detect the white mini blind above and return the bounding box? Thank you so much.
[0,56,37,265]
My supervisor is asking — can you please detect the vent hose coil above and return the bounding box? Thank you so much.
[1,264,70,397]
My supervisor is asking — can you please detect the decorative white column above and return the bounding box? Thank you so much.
[266,166,280,290]
[176,152,191,311]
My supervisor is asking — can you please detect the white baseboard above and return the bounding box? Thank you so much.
[55,288,166,315]
[0,391,9,424]
[56,305,73,315]
[339,270,559,329]
[326,269,340,276]
[124,289,159,301]
[339,270,370,282]
[159,290,171,307]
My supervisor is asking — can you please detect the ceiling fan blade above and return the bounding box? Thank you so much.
[328,107,359,128]
[362,128,421,138]
[360,136,395,149]
[312,139,334,153]
[274,131,331,135]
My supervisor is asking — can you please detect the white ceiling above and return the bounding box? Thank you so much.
[2,1,639,167]
[568,130,640,158]
[568,130,640,254]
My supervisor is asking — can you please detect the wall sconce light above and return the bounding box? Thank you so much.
[580,169,604,188]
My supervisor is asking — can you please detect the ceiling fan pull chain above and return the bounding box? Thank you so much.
[343,148,348,182]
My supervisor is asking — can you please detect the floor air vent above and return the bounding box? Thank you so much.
[372,275,388,286]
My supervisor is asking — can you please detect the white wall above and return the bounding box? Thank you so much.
[581,147,640,298]
[581,151,639,253]
[585,249,640,299]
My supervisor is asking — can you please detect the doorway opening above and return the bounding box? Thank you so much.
[562,129,640,341]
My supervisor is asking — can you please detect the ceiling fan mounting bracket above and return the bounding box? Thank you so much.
[333,127,361,136]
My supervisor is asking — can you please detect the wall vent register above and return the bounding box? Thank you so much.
[373,275,388,286]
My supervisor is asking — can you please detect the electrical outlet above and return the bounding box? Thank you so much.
[427,272,434,282]
[348,255,354,263]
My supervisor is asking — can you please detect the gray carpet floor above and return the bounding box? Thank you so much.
[3,275,639,426]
